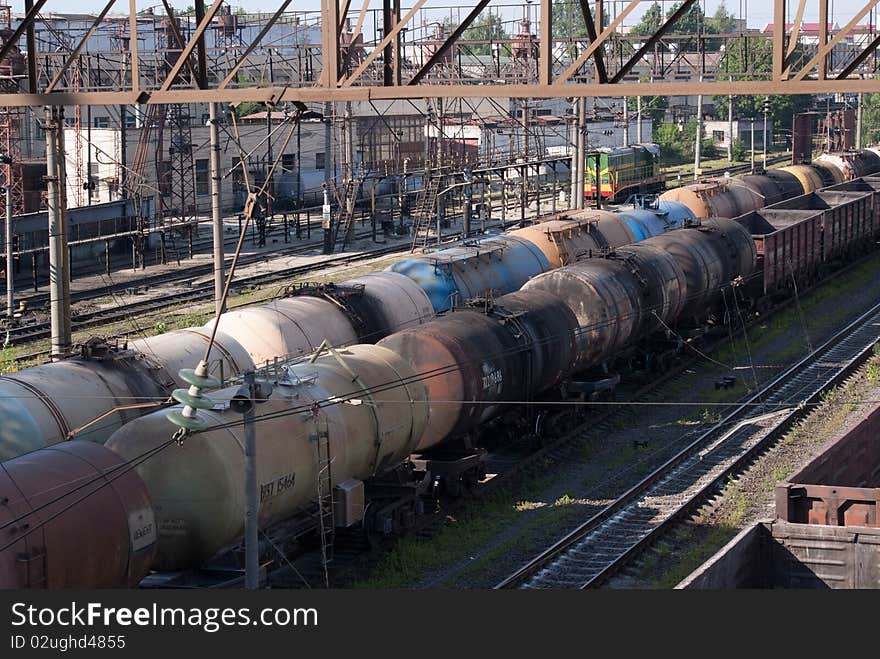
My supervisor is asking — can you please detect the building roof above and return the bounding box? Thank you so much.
[240,111,291,121]
[762,22,839,34]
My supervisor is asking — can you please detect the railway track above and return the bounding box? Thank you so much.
[495,298,880,589]
[664,154,791,185]
[6,239,408,348]
[10,226,391,318]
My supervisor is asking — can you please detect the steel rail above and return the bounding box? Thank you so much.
[496,297,880,589]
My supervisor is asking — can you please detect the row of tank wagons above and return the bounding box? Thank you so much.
[388,201,696,312]
[0,218,757,588]
[0,204,698,464]
[0,271,436,463]
[659,150,880,219]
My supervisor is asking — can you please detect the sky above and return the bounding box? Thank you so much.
[6,0,879,31]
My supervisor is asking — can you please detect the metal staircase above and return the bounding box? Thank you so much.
[410,173,442,251]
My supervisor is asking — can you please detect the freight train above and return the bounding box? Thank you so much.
[0,203,695,461]
[2,150,880,588]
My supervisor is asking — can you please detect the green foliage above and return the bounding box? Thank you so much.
[714,36,812,132]
[655,122,686,161]
[552,1,587,38]
[445,12,509,56]
[627,84,669,129]
[0,343,16,375]
[701,138,718,160]
[630,2,664,37]
[731,137,746,161]
[861,94,880,147]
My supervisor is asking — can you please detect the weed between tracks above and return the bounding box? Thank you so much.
[630,350,880,589]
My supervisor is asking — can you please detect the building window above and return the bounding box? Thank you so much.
[93,116,110,128]
[195,159,209,196]
[315,152,325,170]
[281,154,296,172]
[712,130,725,141]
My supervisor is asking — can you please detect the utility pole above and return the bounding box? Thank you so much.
[4,181,12,318]
[323,101,332,190]
[234,371,258,590]
[856,92,863,150]
[569,99,579,209]
[576,97,586,209]
[636,96,642,144]
[762,96,770,167]
[750,118,756,174]
[622,97,629,147]
[694,76,703,181]
[44,106,71,359]
[208,103,225,316]
[521,100,528,221]
[322,184,332,254]
[727,95,733,163]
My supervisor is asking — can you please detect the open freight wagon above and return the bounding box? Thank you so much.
[735,184,880,303]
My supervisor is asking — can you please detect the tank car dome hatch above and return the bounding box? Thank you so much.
[656,200,696,227]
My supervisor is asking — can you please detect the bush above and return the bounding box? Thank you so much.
[731,137,746,161]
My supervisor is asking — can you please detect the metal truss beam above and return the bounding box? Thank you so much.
[158,0,224,92]
[557,0,639,84]
[219,0,293,89]
[8,0,880,106]
[46,0,116,92]
[610,0,695,84]
[578,0,607,84]
[837,33,880,79]
[409,0,492,85]
[7,77,880,108]
[0,0,48,65]
[159,0,201,87]
[792,1,879,81]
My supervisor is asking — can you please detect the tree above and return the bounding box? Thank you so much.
[627,80,670,129]
[714,36,812,135]
[708,1,736,34]
[630,2,663,38]
[552,1,586,39]
[861,94,880,146]
[446,12,509,57]
[664,2,706,51]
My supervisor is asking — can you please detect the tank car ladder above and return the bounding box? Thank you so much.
[410,173,442,251]
[312,419,335,587]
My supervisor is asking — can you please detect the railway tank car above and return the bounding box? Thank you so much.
[5,155,880,587]
[105,344,430,571]
[0,272,433,462]
[0,441,157,588]
[659,149,880,219]
[390,203,693,313]
[91,218,757,577]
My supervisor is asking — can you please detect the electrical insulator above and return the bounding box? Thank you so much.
[166,359,220,433]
